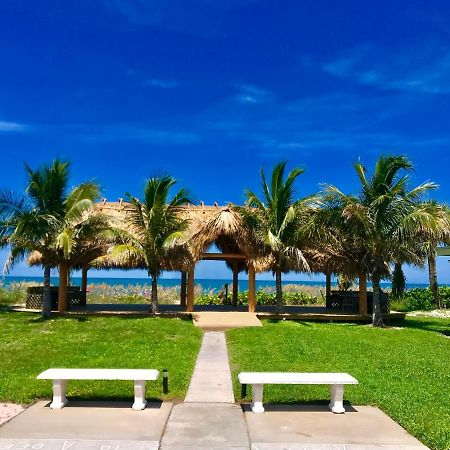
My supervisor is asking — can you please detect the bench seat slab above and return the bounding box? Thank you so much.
[38,368,160,410]
[238,372,358,415]
[238,372,358,385]
[38,368,159,381]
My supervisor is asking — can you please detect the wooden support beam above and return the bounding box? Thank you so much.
[81,265,88,294]
[232,262,239,308]
[187,269,195,312]
[248,264,256,313]
[359,271,368,316]
[180,271,187,308]
[201,253,247,261]
[326,272,332,299]
[80,264,88,306]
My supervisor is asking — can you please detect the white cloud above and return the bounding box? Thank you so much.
[143,79,179,89]
[323,42,450,94]
[0,121,27,132]
[233,83,274,104]
[101,0,259,36]
[77,124,200,145]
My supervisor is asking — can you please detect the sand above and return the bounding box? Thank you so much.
[0,403,25,426]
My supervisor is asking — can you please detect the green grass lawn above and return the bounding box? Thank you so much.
[0,310,202,404]
[227,316,450,450]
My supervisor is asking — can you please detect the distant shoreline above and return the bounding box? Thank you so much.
[0,275,438,292]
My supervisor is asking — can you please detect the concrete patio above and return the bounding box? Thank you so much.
[0,400,427,449]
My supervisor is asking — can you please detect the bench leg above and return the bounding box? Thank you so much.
[132,380,147,410]
[329,384,345,413]
[251,384,265,413]
[50,379,68,409]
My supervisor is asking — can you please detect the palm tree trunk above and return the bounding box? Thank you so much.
[151,272,158,316]
[372,274,384,327]
[275,269,283,311]
[428,252,441,308]
[58,263,69,313]
[42,264,52,319]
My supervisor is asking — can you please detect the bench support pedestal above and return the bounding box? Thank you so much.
[329,384,345,413]
[132,380,147,410]
[50,379,68,409]
[251,384,265,414]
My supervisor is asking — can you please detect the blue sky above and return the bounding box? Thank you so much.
[1,0,450,284]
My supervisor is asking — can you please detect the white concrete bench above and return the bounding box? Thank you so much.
[238,372,358,414]
[37,368,159,410]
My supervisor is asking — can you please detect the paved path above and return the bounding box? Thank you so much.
[185,331,235,403]
[161,331,251,449]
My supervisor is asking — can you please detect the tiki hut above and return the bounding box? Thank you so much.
[94,200,264,311]
[28,199,369,314]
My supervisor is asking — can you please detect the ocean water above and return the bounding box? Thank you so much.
[1,275,432,293]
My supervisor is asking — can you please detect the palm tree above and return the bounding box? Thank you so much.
[322,155,439,326]
[105,176,192,314]
[415,201,450,308]
[0,160,103,316]
[52,200,113,312]
[243,162,311,309]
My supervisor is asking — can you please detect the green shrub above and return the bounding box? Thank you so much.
[0,282,28,306]
[390,286,450,311]
[195,289,324,306]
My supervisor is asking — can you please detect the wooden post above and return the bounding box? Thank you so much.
[232,262,239,308]
[81,264,88,306]
[248,264,256,313]
[358,271,368,316]
[180,271,187,308]
[187,269,195,312]
[326,272,332,299]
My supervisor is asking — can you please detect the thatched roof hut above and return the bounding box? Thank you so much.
[26,199,369,314]
[95,200,267,272]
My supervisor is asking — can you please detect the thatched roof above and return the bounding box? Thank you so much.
[28,199,356,276]
[95,200,267,272]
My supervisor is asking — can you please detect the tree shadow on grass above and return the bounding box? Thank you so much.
[29,315,91,324]
[391,317,450,337]
[266,319,313,327]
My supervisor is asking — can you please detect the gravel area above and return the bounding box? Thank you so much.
[408,310,450,318]
[0,403,25,426]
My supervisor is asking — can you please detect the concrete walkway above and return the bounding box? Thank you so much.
[160,331,251,448]
[185,331,234,403]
